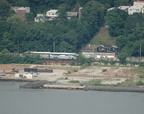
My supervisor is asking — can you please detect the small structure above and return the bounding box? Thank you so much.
[82,45,118,59]
[23,74,33,79]
[34,14,45,22]
[24,68,37,72]
[107,0,144,15]
[107,6,130,12]
[118,6,130,12]
[67,12,78,19]
[128,5,144,15]
[78,7,82,19]
[134,0,144,6]
[24,68,53,73]
[11,7,30,18]
[46,9,58,20]
[96,45,118,53]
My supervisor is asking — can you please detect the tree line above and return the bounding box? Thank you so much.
[106,8,144,63]
[0,0,108,53]
[1,0,142,64]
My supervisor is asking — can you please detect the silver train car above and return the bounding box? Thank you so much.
[28,51,78,59]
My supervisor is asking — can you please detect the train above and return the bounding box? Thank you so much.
[27,51,78,59]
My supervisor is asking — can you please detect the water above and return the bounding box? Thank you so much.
[0,81,144,114]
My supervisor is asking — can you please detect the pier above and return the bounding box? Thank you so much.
[43,84,85,90]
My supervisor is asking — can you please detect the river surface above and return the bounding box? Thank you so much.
[0,81,144,114]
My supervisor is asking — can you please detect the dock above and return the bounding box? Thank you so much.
[43,84,85,90]
[19,80,48,89]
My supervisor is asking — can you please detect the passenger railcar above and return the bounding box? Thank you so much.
[27,51,78,59]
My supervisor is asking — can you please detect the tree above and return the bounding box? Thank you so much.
[0,0,11,19]
[124,13,144,34]
[82,1,105,36]
[117,52,128,64]
[106,9,128,37]
[114,0,133,7]
[0,20,9,40]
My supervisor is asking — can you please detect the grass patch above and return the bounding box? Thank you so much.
[136,81,144,86]
[65,70,71,74]
[73,69,78,72]
[69,80,80,83]
[90,27,116,45]
[115,78,135,86]
[61,63,66,66]
[131,67,144,73]
[88,79,102,86]
[102,69,107,72]
[139,75,144,78]
[81,63,89,69]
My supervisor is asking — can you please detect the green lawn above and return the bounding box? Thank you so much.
[90,27,116,45]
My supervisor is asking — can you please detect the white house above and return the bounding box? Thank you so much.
[118,6,130,12]
[11,7,30,13]
[67,12,78,19]
[128,5,144,15]
[34,14,45,22]
[107,6,130,12]
[46,9,58,20]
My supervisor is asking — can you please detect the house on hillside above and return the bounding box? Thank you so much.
[46,9,58,20]
[118,6,130,12]
[82,44,118,59]
[107,1,144,15]
[96,45,118,53]
[11,7,30,18]
[128,5,144,15]
[67,12,78,19]
[134,1,144,6]
[107,6,130,13]
[34,14,45,22]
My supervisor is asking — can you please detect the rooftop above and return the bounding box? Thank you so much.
[47,9,58,13]
[67,12,78,17]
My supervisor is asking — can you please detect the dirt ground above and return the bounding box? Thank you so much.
[0,64,140,85]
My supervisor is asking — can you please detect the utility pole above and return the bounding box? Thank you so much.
[53,39,55,52]
[17,40,20,54]
[140,44,142,58]
[139,44,142,62]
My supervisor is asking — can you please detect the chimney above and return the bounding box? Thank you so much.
[78,7,82,19]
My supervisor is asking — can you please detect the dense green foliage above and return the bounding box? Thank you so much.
[106,9,144,59]
[0,53,42,64]
[0,0,134,53]
[1,0,142,64]
[0,0,110,53]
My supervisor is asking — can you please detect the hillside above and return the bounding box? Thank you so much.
[90,27,116,45]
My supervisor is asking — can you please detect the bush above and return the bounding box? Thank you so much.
[136,81,144,86]
[110,61,115,65]
[73,69,78,72]
[139,62,144,67]
[65,77,68,80]
[139,75,144,78]
[81,63,89,69]
[67,70,71,74]
[61,63,66,66]
[101,60,108,65]
[69,80,80,83]
[89,79,102,86]
[70,61,77,65]
[102,69,107,72]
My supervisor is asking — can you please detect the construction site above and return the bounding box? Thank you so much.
[0,64,144,92]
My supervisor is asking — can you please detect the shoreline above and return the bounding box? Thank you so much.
[1,77,144,93]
